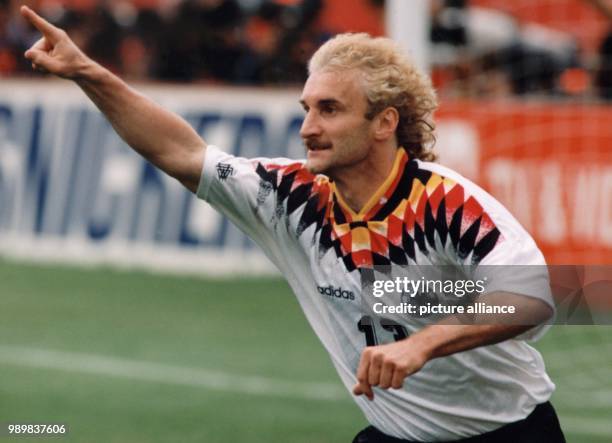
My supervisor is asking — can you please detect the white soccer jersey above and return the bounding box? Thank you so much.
[197,146,555,441]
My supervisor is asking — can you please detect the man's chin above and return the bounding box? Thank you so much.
[305,159,331,175]
[305,162,323,175]
[306,149,335,174]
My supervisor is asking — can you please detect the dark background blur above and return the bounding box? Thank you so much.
[0,0,384,85]
[2,0,612,100]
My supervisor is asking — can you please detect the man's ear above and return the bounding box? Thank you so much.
[373,107,399,141]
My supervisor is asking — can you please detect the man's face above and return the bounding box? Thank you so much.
[299,69,375,177]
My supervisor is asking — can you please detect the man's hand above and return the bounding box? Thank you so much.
[353,339,429,401]
[21,6,92,78]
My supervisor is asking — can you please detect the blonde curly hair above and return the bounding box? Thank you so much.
[308,33,438,161]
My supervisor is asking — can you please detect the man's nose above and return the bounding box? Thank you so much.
[300,111,322,139]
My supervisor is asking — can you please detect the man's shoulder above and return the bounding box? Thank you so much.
[410,158,540,257]
[251,157,330,189]
[413,160,481,190]
[205,146,329,186]
[411,159,506,213]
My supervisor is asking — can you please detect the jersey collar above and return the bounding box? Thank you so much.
[331,147,409,223]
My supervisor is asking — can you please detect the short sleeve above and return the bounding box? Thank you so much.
[473,201,555,342]
[196,145,308,249]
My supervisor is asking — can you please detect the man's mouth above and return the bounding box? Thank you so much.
[306,141,333,151]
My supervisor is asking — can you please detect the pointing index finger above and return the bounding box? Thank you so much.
[20,6,63,42]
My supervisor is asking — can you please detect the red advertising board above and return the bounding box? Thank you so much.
[437,100,612,264]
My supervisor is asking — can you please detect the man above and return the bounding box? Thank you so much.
[20,6,565,442]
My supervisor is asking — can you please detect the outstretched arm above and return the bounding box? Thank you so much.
[20,6,206,192]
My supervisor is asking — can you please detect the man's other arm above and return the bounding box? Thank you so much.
[20,6,205,192]
[353,293,553,400]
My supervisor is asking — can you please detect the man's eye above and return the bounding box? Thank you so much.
[322,107,336,115]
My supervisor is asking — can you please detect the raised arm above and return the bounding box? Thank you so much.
[20,6,206,192]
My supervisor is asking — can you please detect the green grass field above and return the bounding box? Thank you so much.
[1,259,610,442]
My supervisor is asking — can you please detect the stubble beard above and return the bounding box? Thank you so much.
[305,152,332,176]
[304,123,373,178]
[306,141,371,181]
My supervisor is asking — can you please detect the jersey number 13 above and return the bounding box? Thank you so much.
[357,315,409,346]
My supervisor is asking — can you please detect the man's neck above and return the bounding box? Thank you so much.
[332,145,398,214]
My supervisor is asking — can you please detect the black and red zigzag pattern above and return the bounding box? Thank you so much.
[254,153,501,272]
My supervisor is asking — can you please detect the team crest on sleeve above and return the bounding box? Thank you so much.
[216,163,235,181]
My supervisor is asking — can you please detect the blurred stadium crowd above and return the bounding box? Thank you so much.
[1,0,611,99]
[431,0,612,100]
[0,0,384,84]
